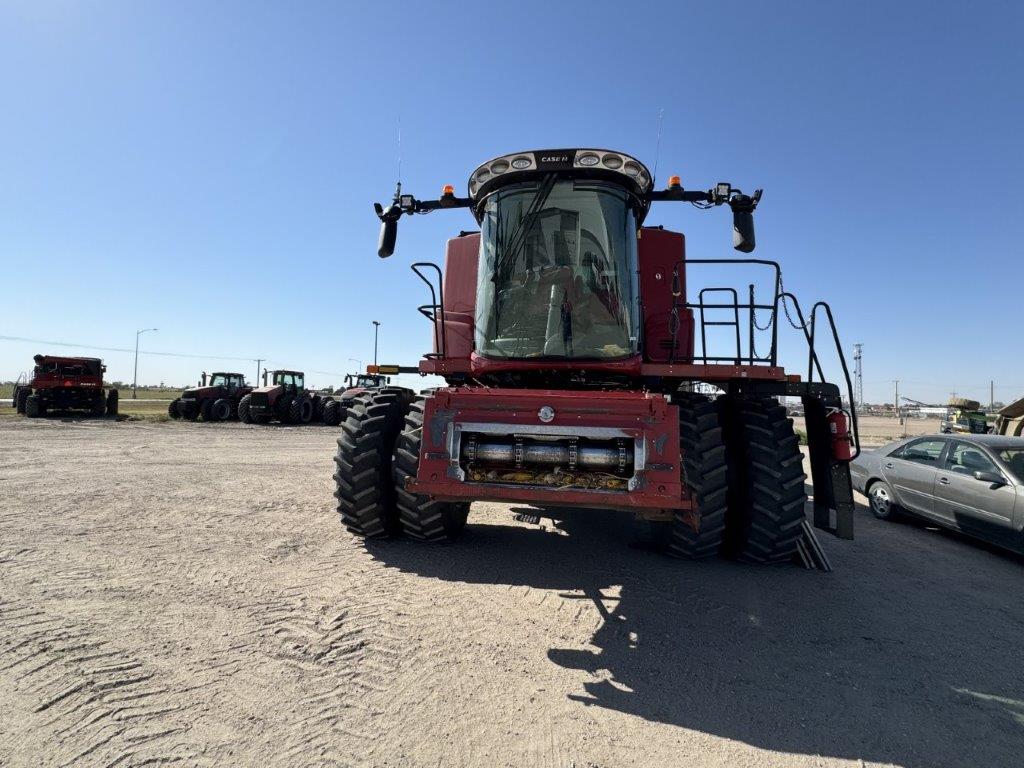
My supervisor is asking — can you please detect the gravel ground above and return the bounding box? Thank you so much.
[1,418,1022,767]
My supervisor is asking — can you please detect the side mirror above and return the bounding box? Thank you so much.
[974,470,1005,486]
[732,209,755,253]
[375,203,401,258]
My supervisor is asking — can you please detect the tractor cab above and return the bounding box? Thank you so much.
[262,370,304,393]
[208,372,246,390]
[345,373,389,389]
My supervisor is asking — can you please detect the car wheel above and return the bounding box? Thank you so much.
[868,480,898,521]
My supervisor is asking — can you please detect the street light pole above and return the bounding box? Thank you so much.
[348,357,363,371]
[372,321,381,366]
[133,328,158,399]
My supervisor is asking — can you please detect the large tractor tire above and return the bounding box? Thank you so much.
[724,396,807,565]
[275,394,294,424]
[168,398,182,419]
[180,400,199,421]
[237,394,253,424]
[25,395,43,418]
[200,399,215,422]
[393,397,469,542]
[659,393,730,559]
[289,395,314,425]
[322,399,342,426]
[91,395,106,417]
[211,398,233,422]
[333,390,413,539]
[106,389,118,416]
[14,386,28,414]
[312,396,326,423]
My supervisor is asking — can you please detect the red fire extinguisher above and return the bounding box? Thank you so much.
[828,410,853,461]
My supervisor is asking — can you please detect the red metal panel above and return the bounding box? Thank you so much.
[408,388,687,511]
[638,227,694,362]
[639,362,791,381]
[433,234,479,360]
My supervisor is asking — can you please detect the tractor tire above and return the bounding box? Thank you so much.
[180,400,199,421]
[238,394,253,424]
[91,396,106,417]
[25,395,43,418]
[211,398,233,422]
[200,399,215,422]
[333,390,412,538]
[393,396,469,541]
[15,387,30,414]
[106,389,118,416]
[724,396,807,565]
[168,398,182,419]
[659,393,729,559]
[322,399,342,426]
[289,395,314,425]
[312,396,326,422]
[275,394,294,424]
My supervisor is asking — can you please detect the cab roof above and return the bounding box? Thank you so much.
[467,148,654,204]
[34,354,102,364]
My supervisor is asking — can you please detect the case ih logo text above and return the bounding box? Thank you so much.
[540,155,570,163]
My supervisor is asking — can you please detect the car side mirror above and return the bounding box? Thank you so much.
[973,470,1005,486]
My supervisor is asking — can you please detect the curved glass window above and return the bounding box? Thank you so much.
[475,180,639,359]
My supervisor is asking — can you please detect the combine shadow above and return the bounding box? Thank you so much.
[366,502,1024,767]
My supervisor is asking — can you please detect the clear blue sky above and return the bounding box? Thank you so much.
[2,1,1022,403]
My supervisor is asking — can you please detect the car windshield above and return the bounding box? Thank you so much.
[475,179,640,360]
[997,448,1024,480]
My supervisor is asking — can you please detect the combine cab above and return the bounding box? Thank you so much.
[334,148,859,566]
[239,370,325,425]
[14,355,118,418]
[168,372,252,422]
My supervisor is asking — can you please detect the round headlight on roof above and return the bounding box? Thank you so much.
[475,168,490,182]
[511,156,532,170]
[578,153,600,166]
[601,154,623,169]
[623,161,642,177]
[490,159,510,174]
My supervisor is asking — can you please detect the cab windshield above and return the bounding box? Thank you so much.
[476,179,640,359]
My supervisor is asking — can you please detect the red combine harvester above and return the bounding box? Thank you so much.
[334,148,858,566]
[14,355,118,418]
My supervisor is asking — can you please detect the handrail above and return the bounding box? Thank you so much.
[808,301,861,459]
[410,262,447,360]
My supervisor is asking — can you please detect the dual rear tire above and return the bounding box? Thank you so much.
[333,391,466,542]
[659,393,807,564]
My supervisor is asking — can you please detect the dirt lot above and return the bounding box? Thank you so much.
[1,419,1022,767]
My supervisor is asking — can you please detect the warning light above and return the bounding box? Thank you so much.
[441,184,455,197]
[667,175,681,189]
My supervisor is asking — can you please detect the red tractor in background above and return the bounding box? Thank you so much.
[13,355,118,418]
[334,148,858,566]
[239,369,326,425]
[168,372,253,421]
[320,373,393,426]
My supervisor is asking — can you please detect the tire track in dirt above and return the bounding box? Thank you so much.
[0,599,205,767]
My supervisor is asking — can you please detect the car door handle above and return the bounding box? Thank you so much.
[884,463,894,469]
[938,477,950,484]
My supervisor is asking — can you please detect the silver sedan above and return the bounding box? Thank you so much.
[851,434,1024,554]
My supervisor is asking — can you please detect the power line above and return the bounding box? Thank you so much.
[0,334,260,363]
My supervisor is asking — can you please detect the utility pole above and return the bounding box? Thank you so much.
[133,328,158,399]
[255,359,264,385]
[893,379,900,421]
[990,380,995,410]
[372,320,381,366]
[852,343,863,406]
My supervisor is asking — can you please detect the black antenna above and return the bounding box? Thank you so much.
[396,116,403,195]
[653,108,665,185]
